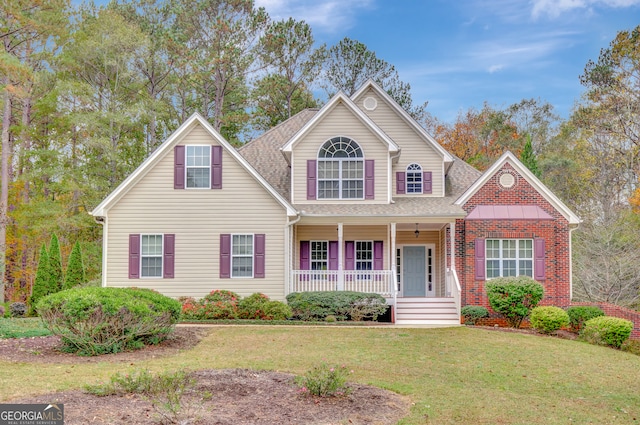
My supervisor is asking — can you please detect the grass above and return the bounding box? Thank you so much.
[0,317,51,338]
[1,325,639,424]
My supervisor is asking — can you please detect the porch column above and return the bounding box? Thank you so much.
[337,223,344,290]
[390,222,397,295]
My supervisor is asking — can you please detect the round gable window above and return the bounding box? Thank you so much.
[499,172,516,188]
[363,96,377,111]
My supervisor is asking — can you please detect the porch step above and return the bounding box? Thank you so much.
[394,297,460,325]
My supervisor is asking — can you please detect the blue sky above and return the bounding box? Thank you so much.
[255,0,640,123]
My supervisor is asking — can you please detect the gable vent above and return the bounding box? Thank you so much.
[363,96,377,111]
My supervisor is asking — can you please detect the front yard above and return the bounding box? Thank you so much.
[1,324,639,424]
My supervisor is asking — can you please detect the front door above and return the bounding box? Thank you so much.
[403,246,426,296]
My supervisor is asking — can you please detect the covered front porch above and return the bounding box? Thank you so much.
[287,220,462,324]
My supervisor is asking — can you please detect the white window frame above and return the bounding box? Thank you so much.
[141,234,163,278]
[310,240,328,271]
[355,240,373,271]
[486,239,533,279]
[231,234,254,278]
[406,163,423,194]
[317,137,364,200]
[186,145,211,189]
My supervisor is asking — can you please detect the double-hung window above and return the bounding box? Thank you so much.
[486,239,533,278]
[317,137,363,199]
[310,241,328,270]
[406,163,423,193]
[355,241,373,271]
[232,234,254,278]
[186,145,211,188]
[141,234,163,277]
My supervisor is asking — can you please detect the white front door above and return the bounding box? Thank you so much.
[400,245,435,297]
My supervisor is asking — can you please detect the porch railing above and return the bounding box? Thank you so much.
[446,268,462,319]
[290,270,395,297]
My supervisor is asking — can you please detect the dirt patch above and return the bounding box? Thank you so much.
[1,327,411,424]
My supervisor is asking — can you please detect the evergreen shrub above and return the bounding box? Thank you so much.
[580,316,633,349]
[486,276,544,328]
[180,290,240,320]
[10,302,27,317]
[237,293,292,320]
[37,287,181,356]
[461,305,489,325]
[286,291,388,321]
[529,306,569,334]
[567,306,604,332]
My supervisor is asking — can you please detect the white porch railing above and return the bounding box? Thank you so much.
[290,270,396,297]
[446,268,462,319]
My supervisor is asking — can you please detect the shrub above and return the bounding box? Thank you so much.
[486,276,544,328]
[29,244,52,314]
[286,291,387,321]
[348,296,388,321]
[295,363,352,397]
[237,293,292,320]
[37,287,181,356]
[461,305,489,325]
[621,339,640,356]
[0,305,4,317]
[48,234,63,293]
[9,302,27,318]
[529,306,569,334]
[567,306,604,332]
[580,316,633,349]
[63,241,86,290]
[180,290,240,320]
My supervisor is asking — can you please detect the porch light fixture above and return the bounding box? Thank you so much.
[414,223,420,238]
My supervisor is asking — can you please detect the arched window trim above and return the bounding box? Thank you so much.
[406,163,423,194]
[317,136,364,199]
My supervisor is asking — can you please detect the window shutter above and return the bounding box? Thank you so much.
[174,146,185,189]
[365,160,375,199]
[344,241,355,270]
[211,145,223,189]
[307,160,317,200]
[328,241,339,270]
[534,238,546,280]
[163,234,175,279]
[300,241,310,270]
[423,171,432,194]
[254,234,265,278]
[396,172,406,194]
[374,241,384,270]
[220,234,231,278]
[129,234,140,279]
[474,238,485,281]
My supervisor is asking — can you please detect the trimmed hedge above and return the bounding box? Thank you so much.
[530,306,569,334]
[580,316,633,349]
[486,276,544,328]
[286,291,388,321]
[461,305,489,325]
[567,306,604,332]
[37,287,181,356]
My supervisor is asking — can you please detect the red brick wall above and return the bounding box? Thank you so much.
[456,163,572,311]
[571,302,640,340]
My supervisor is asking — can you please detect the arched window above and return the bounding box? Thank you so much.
[406,163,423,194]
[317,137,364,199]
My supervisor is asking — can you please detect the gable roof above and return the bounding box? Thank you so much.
[90,113,297,217]
[280,91,399,159]
[351,79,454,164]
[455,151,581,225]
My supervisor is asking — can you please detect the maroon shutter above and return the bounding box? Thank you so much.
[174,146,185,189]
[211,145,222,189]
[307,160,317,200]
[344,241,355,270]
[254,234,265,278]
[423,171,432,194]
[534,238,545,280]
[373,241,383,270]
[129,234,140,279]
[474,238,485,281]
[163,234,175,278]
[220,234,231,278]
[300,241,310,270]
[396,172,406,194]
[365,160,375,199]
[328,241,339,270]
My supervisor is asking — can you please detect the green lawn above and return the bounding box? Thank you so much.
[1,325,639,424]
[0,317,51,338]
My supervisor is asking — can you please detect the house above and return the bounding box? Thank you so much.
[90,80,581,325]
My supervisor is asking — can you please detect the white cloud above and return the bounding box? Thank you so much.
[531,0,640,19]
[488,64,504,73]
[254,0,375,33]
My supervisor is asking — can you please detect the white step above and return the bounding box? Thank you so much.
[394,297,460,325]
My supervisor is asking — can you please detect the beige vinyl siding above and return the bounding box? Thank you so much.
[104,124,289,301]
[292,101,390,204]
[354,88,444,197]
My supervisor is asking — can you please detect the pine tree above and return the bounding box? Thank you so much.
[48,234,64,292]
[29,244,51,313]
[520,134,541,178]
[63,241,85,290]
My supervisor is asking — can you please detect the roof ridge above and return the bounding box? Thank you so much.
[239,108,320,152]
